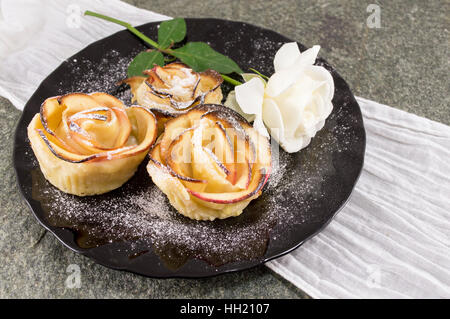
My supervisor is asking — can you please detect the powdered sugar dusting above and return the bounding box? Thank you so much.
[57,49,134,103]
[27,33,360,269]
[31,109,352,267]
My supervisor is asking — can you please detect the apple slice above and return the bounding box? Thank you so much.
[88,105,156,162]
[34,95,157,163]
[90,92,125,109]
[148,143,165,166]
[154,63,195,85]
[159,106,207,155]
[67,103,131,152]
[119,76,146,103]
[147,64,198,100]
[160,116,192,158]
[40,96,64,135]
[59,93,101,114]
[202,146,230,175]
[144,66,169,91]
[202,109,255,189]
[123,105,157,151]
[244,122,272,182]
[149,108,176,136]
[145,103,272,220]
[123,63,223,113]
[191,122,238,192]
[165,128,197,178]
[233,161,252,190]
[194,69,223,96]
[187,167,269,204]
[35,128,97,163]
[213,121,236,184]
[165,128,208,192]
[39,96,80,153]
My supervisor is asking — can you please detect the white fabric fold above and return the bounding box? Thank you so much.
[1,0,449,299]
[267,97,450,298]
[0,0,169,109]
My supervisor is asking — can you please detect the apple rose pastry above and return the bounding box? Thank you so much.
[147,104,272,221]
[122,62,223,115]
[27,92,157,196]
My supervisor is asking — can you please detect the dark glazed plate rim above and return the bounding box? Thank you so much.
[13,18,366,278]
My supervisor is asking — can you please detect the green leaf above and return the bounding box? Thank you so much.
[158,18,186,49]
[127,51,164,77]
[171,42,243,74]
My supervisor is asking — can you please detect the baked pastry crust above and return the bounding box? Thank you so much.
[27,92,157,196]
[122,62,223,116]
[147,104,271,221]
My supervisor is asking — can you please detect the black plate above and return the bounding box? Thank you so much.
[13,18,365,278]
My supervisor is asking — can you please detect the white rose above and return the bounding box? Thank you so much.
[225,43,334,153]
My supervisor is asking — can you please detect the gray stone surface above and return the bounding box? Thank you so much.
[0,0,448,298]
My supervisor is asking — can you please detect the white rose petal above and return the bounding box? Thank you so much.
[292,45,321,69]
[274,77,318,134]
[305,65,335,102]
[262,98,284,139]
[224,90,256,122]
[233,77,269,137]
[273,42,301,72]
[265,67,301,98]
[225,42,334,153]
[235,77,265,116]
[265,45,321,98]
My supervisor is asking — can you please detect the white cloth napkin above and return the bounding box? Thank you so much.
[0,0,169,107]
[1,0,449,299]
[268,97,450,298]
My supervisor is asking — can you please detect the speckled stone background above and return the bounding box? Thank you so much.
[0,0,448,298]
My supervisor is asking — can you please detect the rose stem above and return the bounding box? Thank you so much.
[249,68,270,80]
[221,74,243,86]
[84,10,161,50]
[84,10,243,86]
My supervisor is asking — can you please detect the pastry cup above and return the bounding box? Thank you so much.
[27,92,157,196]
[147,104,272,221]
